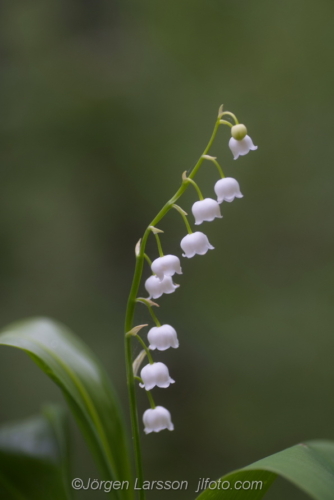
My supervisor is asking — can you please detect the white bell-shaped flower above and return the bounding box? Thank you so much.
[148,324,179,351]
[192,198,222,225]
[143,406,174,434]
[229,136,258,160]
[151,255,182,281]
[214,177,243,203]
[180,231,214,258]
[145,275,179,299]
[139,362,175,390]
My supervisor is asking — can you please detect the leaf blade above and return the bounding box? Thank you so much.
[0,405,71,500]
[0,318,133,500]
[195,440,334,500]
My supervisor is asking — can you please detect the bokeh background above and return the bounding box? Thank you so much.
[1,1,334,498]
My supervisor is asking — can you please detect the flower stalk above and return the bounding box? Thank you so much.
[123,107,256,498]
[172,204,193,234]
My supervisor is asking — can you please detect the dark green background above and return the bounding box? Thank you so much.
[0,1,333,498]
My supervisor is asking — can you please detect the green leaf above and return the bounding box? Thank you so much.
[195,440,334,500]
[0,318,133,500]
[0,405,72,500]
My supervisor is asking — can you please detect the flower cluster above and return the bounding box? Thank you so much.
[127,107,257,435]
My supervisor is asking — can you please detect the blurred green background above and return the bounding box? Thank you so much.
[1,0,334,498]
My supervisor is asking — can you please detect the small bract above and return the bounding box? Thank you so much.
[229,136,258,160]
[143,406,174,434]
[151,255,182,281]
[180,231,214,258]
[145,275,179,299]
[214,177,243,203]
[192,198,222,225]
[139,362,175,391]
[148,324,179,351]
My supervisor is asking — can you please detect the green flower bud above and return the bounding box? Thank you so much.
[231,124,247,141]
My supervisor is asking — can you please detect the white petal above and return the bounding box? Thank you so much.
[148,324,179,351]
[244,135,258,151]
[181,231,214,258]
[144,275,179,299]
[161,275,179,294]
[229,135,257,160]
[229,137,242,159]
[192,198,222,225]
[145,275,164,299]
[151,255,182,281]
[143,406,174,434]
[140,362,175,390]
[214,177,243,203]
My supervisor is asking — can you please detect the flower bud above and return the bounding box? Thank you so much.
[180,231,214,258]
[214,177,243,203]
[229,135,258,160]
[139,362,175,390]
[145,275,179,299]
[192,198,222,225]
[151,255,182,281]
[231,124,247,140]
[143,406,174,434]
[148,324,179,351]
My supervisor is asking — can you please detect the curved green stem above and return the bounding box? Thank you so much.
[184,176,204,200]
[172,204,193,234]
[147,306,161,327]
[219,119,233,127]
[202,156,225,178]
[212,158,225,178]
[154,233,164,257]
[220,111,239,124]
[136,298,161,327]
[124,116,222,500]
[143,253,152,267]
[134,377,157,409]
[134,335,154,364]
[146,390,156,409]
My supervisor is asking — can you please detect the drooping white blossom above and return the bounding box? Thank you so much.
[180,231,214,258]
[148,324,179,351]
[214,177,243,203]
[145,275,179,299]
[192,198,222,225]
[143,406,174,434]
[139,362,175,391]
[229,136,258,160]
[151,255,182,281]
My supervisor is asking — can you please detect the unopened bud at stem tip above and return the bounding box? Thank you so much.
[231,124,248,141]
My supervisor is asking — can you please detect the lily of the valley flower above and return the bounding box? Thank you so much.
[192,198,222,225]
[148,324,179,351]
[143,406,174,434]
[145,275,179,299]
[229,136,257,160]
[229,124,257,160]
[139,362,175,390]
[214,177,243,203]
[151,255,182,281]
[181,231,214,258]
